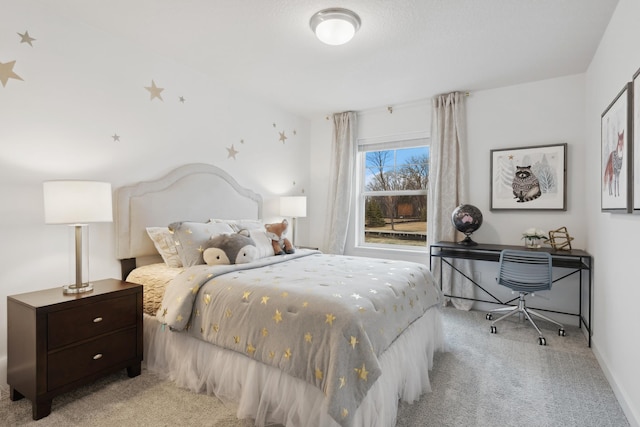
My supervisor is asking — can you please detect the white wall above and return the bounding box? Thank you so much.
[0,4,310,387]
[585,0,640,424]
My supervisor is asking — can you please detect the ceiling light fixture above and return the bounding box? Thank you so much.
[310,8,361,46]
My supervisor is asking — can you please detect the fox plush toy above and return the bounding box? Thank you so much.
[265,219,295,255]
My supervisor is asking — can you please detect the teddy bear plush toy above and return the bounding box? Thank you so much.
[203,229,257,266]
[265,219,295,255]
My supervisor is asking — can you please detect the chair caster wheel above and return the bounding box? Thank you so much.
[558,328,566,337]
[490,325,497,334]
[486,313,493,320]
[538,337,547,346]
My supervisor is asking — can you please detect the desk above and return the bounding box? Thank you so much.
[429,241,592,347]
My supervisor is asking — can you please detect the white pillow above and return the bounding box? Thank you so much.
[248,229,276,259]
[146,227,182,268]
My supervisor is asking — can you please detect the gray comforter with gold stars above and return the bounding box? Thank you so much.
[157,251,442,426]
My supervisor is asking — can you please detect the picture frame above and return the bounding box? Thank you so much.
[633,69,640,212]
[490,143,567,211]
[601,82,632,213]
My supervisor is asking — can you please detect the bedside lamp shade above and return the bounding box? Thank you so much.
[43,181,113,294]
[280,196,307,218]
[280,196,307,246]
[44,181,113,224]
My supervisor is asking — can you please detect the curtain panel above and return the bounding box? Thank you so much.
[324,111,357,254]
[428,92,474,310]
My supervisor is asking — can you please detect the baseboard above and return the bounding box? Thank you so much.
[592,341,639,427]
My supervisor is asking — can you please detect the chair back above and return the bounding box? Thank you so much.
[497,250,553,293]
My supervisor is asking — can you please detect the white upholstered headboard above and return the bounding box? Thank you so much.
[115,163,262,275]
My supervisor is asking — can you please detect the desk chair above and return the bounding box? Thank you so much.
[486,250,565,345]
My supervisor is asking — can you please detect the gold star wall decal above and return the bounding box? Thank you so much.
[18,31,36,46]
[0,60,24,87]
[273,309,283,323]
[144,80,164,101]
[227,144,239,159]
[279,131,288,144]
[112,133,120,142]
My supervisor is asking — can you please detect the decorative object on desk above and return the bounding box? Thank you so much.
[521,227,547,249]
[545,226,574,251]
[601,82,632,213]
[490,143,567,211]
[43,181,113,294]
[451,204,483,246]
[280,196,306,246]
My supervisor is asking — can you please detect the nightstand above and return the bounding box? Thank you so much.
[7,279,143,420]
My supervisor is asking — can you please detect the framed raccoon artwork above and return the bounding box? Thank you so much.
[601,82,632,213]
[490,143,567,211]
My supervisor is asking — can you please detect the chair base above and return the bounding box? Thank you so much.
[487,292,565,345]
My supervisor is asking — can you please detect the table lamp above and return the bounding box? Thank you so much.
[43,181,113,294]
[280,196,307,246]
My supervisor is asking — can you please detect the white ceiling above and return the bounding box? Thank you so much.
[42,0,618,119]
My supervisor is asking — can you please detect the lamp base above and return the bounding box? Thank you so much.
[63,283,94,294]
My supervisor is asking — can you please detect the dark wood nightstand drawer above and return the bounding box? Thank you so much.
[48,327,137,391]
[48,294,137,349]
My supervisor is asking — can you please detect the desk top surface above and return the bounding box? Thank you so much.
[431,241,591,258]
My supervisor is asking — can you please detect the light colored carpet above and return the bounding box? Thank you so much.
[0,307,629,426]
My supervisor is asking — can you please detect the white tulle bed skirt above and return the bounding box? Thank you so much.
[143,306,445,427]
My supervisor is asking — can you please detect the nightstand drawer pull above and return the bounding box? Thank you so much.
[93,317,103,323]
[93,353,103,360]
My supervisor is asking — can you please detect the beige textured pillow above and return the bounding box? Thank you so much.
[146,227,182,268]
[169,221,235,267]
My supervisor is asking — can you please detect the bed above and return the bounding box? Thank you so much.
[115,163,445,427]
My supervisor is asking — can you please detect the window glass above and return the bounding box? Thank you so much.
[359,141,429,249]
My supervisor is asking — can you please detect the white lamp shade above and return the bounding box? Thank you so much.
[310,8,361,46]
[44,181,113,224]
[280,196,307,218]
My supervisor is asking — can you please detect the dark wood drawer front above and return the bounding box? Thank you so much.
[48,294,136,349]
[47,327,137,391]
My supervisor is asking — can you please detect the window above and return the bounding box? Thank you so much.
[357,136,429,250]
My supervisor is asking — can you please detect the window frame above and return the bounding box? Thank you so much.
[356,132,430,252]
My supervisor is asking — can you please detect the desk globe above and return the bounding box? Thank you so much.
[451,204,483,246]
